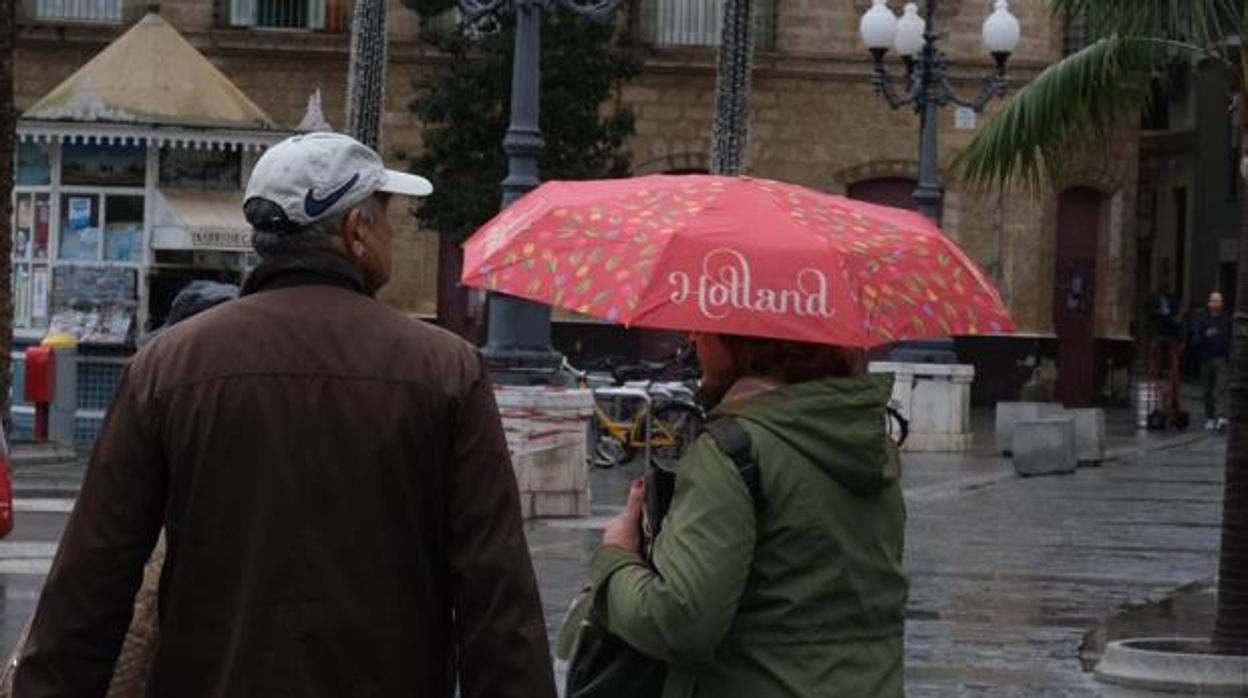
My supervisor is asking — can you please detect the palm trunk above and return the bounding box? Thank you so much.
[1213,96,1248,655]
[345,0,388,151]
[0,0,15,429]
[708,0,755,176]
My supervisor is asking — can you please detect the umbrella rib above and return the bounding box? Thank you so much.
[625,207,698,328]
[747,180,876,348]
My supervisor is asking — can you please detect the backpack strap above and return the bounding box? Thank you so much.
[703,418,766,515]
[886,406,909,447]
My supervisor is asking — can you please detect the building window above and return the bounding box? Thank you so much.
[12,193,52,331]
[637,0,776,50]
[33,0,122,23]
[17,143,52,187]
[159,147,242,191]
[1063,12,1087,55]
[58,193,144,264]
[229,0,348,31]
[61,143,146,188]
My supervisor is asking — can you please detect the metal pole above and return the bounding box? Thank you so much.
[893,0,956,363]
[912,0,942,226]
[483,0,561,381]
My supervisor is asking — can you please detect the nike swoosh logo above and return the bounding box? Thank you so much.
[304,173,361,218]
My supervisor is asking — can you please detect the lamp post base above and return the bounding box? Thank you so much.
[481,294,566,385]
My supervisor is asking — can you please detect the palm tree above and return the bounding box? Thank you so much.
[957,0,1247,655]
[346,0,389,151]
[0,0,15,427]
[708,0,755,176]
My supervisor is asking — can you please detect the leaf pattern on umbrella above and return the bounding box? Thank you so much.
[462,175,1013,346]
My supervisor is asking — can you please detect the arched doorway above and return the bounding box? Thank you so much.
[1055,187,1103,406]
[846,177,918,211]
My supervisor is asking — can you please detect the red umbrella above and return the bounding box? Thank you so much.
[461,175,1013,346]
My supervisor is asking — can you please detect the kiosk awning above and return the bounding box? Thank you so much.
[152,190,252,252]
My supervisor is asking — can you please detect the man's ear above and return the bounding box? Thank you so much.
[342,208,367,257]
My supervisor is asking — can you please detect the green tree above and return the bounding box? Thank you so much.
[956,0,1248,655]
[404,0,641,338]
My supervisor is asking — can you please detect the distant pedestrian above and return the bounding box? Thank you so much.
[1192,290,1231,432]
[579,333,907,697]
[14,133,555,697]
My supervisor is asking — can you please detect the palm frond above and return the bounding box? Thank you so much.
[955,35,1155,191]
[1052,0,1242,63]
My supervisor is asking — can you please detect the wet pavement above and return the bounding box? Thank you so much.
[0,408,1227,695]
[531,413,1225,696]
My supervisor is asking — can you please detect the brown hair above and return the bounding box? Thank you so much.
[717,334,864,385]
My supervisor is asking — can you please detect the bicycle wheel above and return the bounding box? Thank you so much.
[648,401,704,463]
[588,416,628,468]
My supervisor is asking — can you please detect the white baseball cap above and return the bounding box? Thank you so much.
[244,132,432,229]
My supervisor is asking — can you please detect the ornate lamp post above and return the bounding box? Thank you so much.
[859,0,1020,224]
[859,0,1020,361]
[458,0,622,382]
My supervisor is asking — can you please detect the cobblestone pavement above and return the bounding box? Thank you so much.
[0,414,1225,696]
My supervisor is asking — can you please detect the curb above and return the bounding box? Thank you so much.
[14,483,84,500]
[1103,432,1212,462]
[11,442,78,469]
[1095,638,1248,695]
[908,431,1215,504]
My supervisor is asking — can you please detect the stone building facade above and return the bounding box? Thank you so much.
[14,0,1141,404]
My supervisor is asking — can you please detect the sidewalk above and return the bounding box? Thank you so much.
[529,406,1225,696]
[9,441,84,500]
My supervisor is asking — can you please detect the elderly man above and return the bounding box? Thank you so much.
[1192,290,1232,433]
[15,133,556,697]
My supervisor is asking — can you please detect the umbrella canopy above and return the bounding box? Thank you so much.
[461,175,1014,347]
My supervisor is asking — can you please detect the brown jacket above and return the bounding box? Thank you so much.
[14,252,556,698]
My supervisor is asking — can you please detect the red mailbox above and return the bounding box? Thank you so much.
[24,346,55,441]
[24,346,55,403]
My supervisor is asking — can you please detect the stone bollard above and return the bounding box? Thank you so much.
[995,401,1063,456]
[1067,408,1106,467]
[1012,417,1077,477]
[493,386,595,519]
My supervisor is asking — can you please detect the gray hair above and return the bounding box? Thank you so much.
[252,195,386,258]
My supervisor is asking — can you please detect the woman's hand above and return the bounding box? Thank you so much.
[602,478,646,554]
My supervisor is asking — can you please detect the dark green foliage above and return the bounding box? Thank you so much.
[406,1,642,241]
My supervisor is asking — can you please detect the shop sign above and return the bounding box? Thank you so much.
[190,227,252,251]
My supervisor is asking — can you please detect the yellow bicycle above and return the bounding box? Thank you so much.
[563,359,703,468]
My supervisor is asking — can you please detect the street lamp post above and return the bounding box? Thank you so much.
[859,0,1020,362]
[458,0,622,383]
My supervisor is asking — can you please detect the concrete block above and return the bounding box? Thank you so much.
[995,402,1064,456]
[1012,417,1077,477]
[1067,408,1106,466]
[512,441,589,493]
[868,361,975,452]
[495,387,593,519]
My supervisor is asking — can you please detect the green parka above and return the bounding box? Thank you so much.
[589,375,908,697]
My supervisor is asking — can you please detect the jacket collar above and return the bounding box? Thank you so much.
[241,248,372,298]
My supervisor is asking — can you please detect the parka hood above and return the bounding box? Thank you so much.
[712,373,899,496]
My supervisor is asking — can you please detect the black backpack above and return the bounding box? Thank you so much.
[562,418,765,698]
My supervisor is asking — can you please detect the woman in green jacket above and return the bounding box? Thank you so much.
[594,333,908,697]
